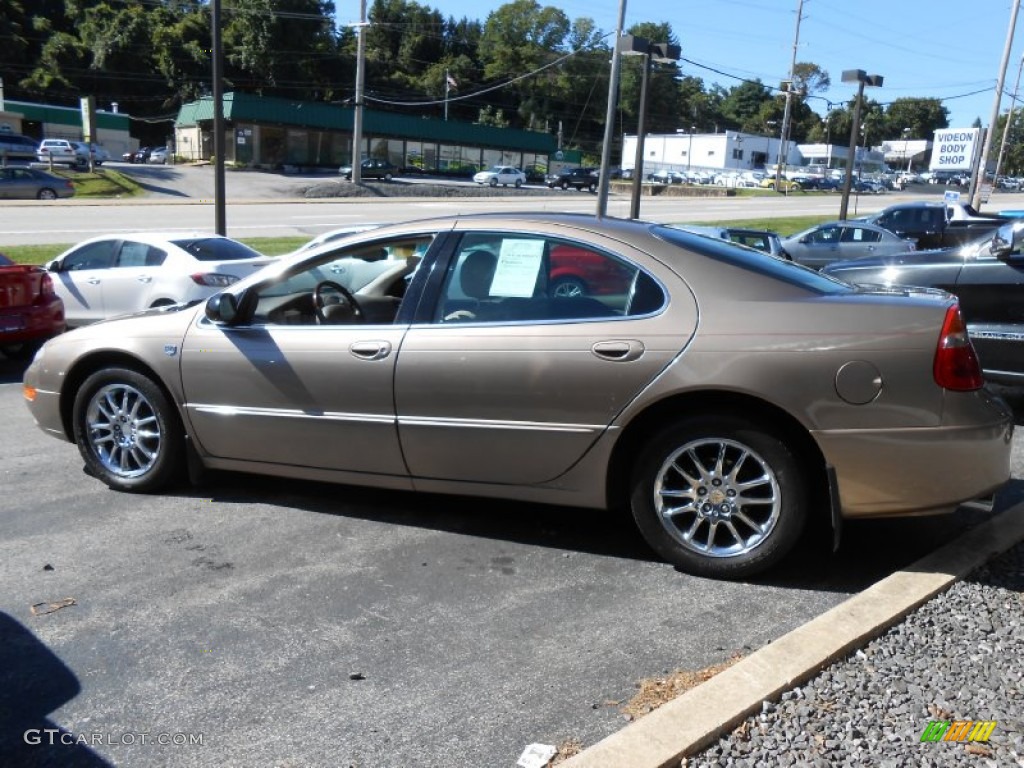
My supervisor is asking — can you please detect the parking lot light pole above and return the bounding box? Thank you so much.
[838,69,883,221]
[620,36,680,219]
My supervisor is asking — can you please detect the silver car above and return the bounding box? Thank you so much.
[23,214,1012,580]
[783,220,916,269]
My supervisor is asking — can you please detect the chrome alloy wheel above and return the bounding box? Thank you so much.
[653,438,781,558]
[85,383,162,478]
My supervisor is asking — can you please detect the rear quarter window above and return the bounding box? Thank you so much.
[172,237,264,262]
[651,224,852,295]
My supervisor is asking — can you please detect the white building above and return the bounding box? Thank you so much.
[622,131,799,176]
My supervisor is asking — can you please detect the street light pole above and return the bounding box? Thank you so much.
[687,126,694,172]
[903,127,912,173]
[629,48,651,220]
[838,70,883,221]
[618,36,680,220]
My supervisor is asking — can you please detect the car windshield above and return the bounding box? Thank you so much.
[651,225,852,294]
[172,237,265,262]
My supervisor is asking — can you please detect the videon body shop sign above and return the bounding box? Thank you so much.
[929,128,979,172]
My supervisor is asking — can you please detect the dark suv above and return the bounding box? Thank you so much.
[340,158,399,181]
[545,167,598,192]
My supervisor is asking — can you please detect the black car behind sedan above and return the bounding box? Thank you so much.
[823,220,1024,387]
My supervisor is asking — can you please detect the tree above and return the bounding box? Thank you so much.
[719,79,774,133]
[882,97,948,140]
[478,0,570,130]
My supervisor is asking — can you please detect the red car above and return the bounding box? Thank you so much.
[0,253,66,359]
[549,243,634,296]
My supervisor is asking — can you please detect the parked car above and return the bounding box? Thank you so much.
[823,219,1024,387]
[673,225,791,261]
[43,233,273,327]
[647,169,685,184]
[472,166,526,187]
[0,133,41,161]
[296,224,384,252]
[80,143,111,165]
[545,167,598,191]
[759,176,803,192]
[782,220,916,269]
[36,139,88,168]
[147,147,169,164]
[23,214,1012,581]
[129,147,155,164]
[863,201,1003,250]
[0,252,66,359]
[0,167,75,200]
[725,228,790,260]
[791,175,839,192]
[340,158,399,181]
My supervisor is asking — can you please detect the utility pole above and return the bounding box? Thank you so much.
[995,53,1024,186]
[351,0,368,184]
[775,0,805,191]
[596,0,628,218]
[971,0,1020,208]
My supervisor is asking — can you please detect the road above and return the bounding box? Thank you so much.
[3,162,1023,247]
[1,349,1022,766]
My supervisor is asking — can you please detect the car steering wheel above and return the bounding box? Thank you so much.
[313,280,364,324]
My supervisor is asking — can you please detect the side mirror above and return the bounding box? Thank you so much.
[205,292,241,324]
[990,223,1018,258]
[46,260,61,272]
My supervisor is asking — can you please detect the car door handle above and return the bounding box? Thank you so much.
[349,341,392,361]
[137,276,153,283]
[87,277,101,285]
[591,340,645,362]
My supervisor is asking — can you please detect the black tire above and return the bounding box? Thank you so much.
[629,415,808,579]
[37,188,58,200]
[561,180,570,190]
[72,367,184,492]
[515,179,523,188]
[383,172,393,181]
[1,339,44,360]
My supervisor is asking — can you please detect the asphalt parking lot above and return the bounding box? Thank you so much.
[1,347,1021,767]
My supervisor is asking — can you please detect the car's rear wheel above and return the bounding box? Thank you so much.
[73,368,184,492]
[629,415,807,579]
[37,188,58,200]
[489,178,498,187]
[383,172,393,182]
[515,179,523,188]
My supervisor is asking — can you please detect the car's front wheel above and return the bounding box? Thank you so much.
[73,368,184,492]
[629,415,808,579]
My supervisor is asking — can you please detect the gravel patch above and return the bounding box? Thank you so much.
[297,180,567,199]
[685,542,1024,767]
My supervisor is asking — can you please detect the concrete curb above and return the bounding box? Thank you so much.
[559,503,1024,768]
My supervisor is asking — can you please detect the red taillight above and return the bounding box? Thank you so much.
[933,304,983,391]
[39,272,56,298]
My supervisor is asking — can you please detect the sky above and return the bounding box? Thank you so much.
[339,0,1024,133]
